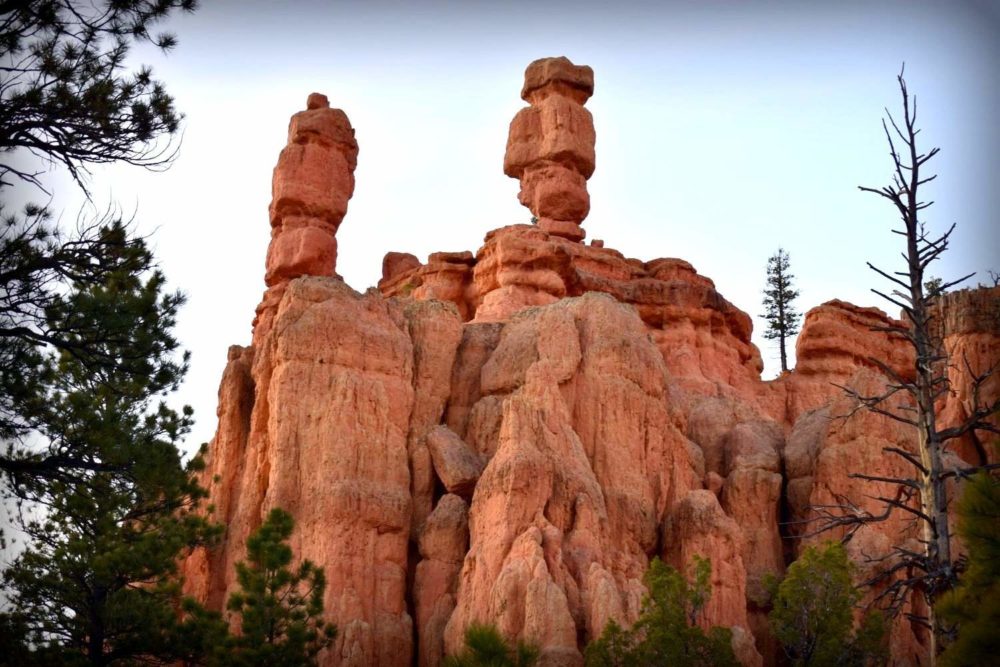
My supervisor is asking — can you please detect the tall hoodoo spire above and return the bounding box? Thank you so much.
[503,56,596,242]
[254,93,359,339]
[266,93,358,286]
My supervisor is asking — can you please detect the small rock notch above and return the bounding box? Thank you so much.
[504,56,596,242]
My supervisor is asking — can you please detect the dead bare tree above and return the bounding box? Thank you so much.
[806,67,1000,662]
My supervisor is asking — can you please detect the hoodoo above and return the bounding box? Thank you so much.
[185,60,1000,667]
[255,93,359,341]
[504,56,596,243]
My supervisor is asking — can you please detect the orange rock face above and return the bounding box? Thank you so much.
[187,64,1000,667]
[188,277,421,666]
[442,293,703,666]
[931,286,1000,465]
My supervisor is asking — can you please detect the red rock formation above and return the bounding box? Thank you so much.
[443,293,702,666]
[187,65,1000,667]
[414,495,469,667]
[255,93,359,341]
[781,299,914,423]
[931,286,1000,465]
[504,57,596,243]
[425,425,484,498]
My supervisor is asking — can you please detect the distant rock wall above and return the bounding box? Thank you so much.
[184,62,1000,667]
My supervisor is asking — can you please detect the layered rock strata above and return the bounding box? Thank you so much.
[186,66,1000,667]
[381,225,764,401]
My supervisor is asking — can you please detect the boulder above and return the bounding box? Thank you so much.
[426,425,485,498]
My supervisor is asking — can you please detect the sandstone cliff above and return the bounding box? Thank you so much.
[184,60,1000,667]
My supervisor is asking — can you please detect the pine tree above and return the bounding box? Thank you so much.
[221,508,336,667]
[767,542,885,666]
[1,0,199,497]
[0,1,198,192]
[0,6,219,663]
[937,463,1000,667]
[761,247,801,373]
[0,210,188,498]
[585,557,738,667]
[0,250,220,665]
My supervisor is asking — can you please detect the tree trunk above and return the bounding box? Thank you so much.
[907,181,950,665]
[777,280,788,372]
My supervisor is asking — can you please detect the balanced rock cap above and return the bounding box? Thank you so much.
[306,92,329,109]
[521,56,594,104]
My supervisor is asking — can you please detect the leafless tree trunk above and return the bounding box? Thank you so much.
[806,67,1000,664]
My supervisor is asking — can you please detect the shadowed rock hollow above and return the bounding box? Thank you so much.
[183,58,1000,667]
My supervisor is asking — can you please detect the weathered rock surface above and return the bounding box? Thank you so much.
[189,278,418,666]
[504,57,596,242]
[663,490,763,667]
[382,226,765,406]
[255,93,359,342]
[425,425,484,498]
[415,495,469,667]
[400,300,464,534]
[443,293,701,666]
[780,299,914,424]
[187,64,1000,667]
[931,286,1000,465]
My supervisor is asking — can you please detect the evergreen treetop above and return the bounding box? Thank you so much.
[221,508,336,667]
[761,247,801,373]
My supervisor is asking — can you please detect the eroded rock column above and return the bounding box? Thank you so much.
[254,93,359,340]
[504,57,596,243]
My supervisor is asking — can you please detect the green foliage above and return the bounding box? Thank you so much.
[938,465,1000,667]
[767,542,886,666]
[924,276,945,297]
[444,623,539,667]
[582,620,636,667]
[0,208,188,502]
[0,4,216,664]
[585,557,738,667]
[761,247,801,372]
[221,508,336,667]
[0,0,198,192]
[1,1,199,495]
[0,240,220,664]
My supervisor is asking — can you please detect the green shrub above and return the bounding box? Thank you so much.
[444,623,539,667]
[585,557,738,667]
[767,542,885,666]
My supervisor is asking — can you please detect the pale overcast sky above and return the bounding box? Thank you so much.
[10,0,1000,452]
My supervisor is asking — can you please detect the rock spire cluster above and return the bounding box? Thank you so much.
[504,57,596,242]
[183,59,1000,667]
